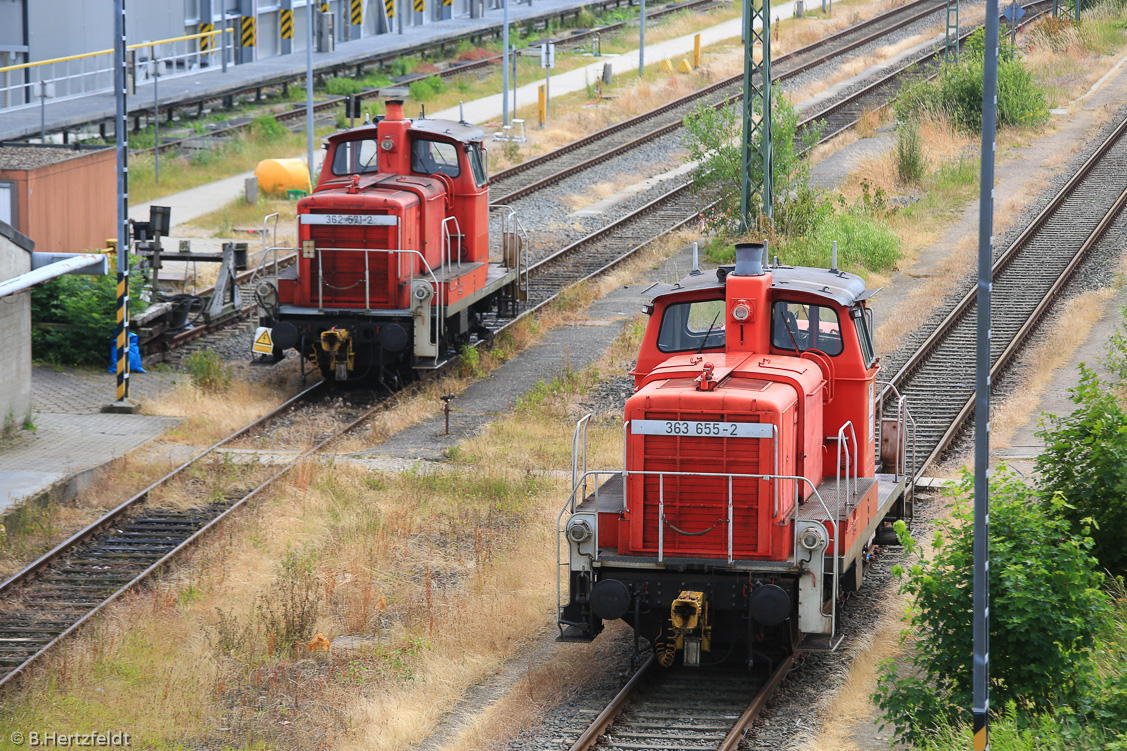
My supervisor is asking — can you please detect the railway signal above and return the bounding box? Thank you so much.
[113,0,131,407]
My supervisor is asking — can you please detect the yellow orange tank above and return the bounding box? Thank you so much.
[254,158,312,196]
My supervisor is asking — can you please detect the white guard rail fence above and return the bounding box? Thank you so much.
[0,28,233,111]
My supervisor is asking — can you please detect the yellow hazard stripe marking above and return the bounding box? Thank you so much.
[413,0,424,12]
[974,728,988,751]
[199,23,214,51]
[385,0,395,16]
[241,16,256,47]
[351,0,363,24]
[280,9,294,38]
[321,2,330,11]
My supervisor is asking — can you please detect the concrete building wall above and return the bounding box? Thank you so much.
[0,221,33,429]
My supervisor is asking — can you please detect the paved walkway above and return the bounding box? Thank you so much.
[0,367,181,512]
[0,0,634,143]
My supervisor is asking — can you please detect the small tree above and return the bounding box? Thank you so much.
[682,94,823,235]
[1037,362,1127,576]
[873,467,1110,744]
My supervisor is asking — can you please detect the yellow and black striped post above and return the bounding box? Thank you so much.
[280,9,294,38]
[241,16,257,47]
[351,0,363,24]
[115,249,129,401]
[199,22,214,52]
[321,2,330,11]
[384,0,395,18]
[413,0,424,14]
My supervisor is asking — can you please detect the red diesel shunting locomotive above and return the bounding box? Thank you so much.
[251,99,526,382]
[558,242,915,667]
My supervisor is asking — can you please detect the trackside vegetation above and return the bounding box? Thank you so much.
[875,309,1127,749]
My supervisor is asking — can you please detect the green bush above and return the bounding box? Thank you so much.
[895,30,1048,132]
[31,254,144,366]
[1036,362,1127,576]
[408,75,446,102]
[325,76,363,96]
[873,467,1110,744]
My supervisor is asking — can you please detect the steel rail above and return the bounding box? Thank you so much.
[490,0,951,203]
[904,122,1127,477]
[140,0,715,156]
[717,653,798,751]
[567,655,656,751]
[0,379,342,689]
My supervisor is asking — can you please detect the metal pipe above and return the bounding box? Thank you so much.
[502,0,510,125]
[306,0,315,186]
[0,255,108,299]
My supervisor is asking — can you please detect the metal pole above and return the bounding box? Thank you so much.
[973,0,999,744]
[114,0,130,402]
[739,0,772,230]
[511,43,517,117]
[306,0,315,188]
[544,50,550,118]
[222,24,228,72]
[39,79,45,141]
[502,0,510,125]
[399,0,404,33]
[639,0,646,75]
[153,59,159,186]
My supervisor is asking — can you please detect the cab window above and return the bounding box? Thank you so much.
[411,139,461,178]
[658,299,726,353]
[853,307,876,366]
[467,143,487,187]
[331,138,379,176]
[771,301,843,356]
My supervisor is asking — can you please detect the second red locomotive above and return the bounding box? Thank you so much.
[558,243,915,666]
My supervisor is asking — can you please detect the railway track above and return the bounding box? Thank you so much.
[489,0,952,204]
[563,653,795,751]
[139,0,715,157]
[885,107,1127,476]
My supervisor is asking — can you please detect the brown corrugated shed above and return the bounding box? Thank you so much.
[0,145,116,254]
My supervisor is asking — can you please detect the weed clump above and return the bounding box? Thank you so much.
[896,118,925,184]
[184,350,232,393]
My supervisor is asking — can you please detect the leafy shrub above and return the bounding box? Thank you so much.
[184,350,232,393]
[895,30,1048,132]
[1036,362,1127,576]
[31,253,144,366]
[248,114,287,141]
[408,75,446,101]
[896,118,925,183]
[325,76,363,96]
[873,467,1110,744]
[389,55,419,77]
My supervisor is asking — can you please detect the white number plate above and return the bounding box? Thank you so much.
[632,420,773,439]
[300,214,398,226]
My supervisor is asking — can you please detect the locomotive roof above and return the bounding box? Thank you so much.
[327,117,485,144]
[644,264,875,307]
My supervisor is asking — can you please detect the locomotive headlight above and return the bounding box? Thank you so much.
[799,525,826,551]
[381,137,395,151]
[414,284,431,300]
[566,518,592,544]
[732,303,750,321]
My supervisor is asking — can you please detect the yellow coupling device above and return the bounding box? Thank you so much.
[668,591,711,667]
[320,328,354,378]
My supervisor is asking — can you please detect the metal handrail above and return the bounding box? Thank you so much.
[556,468,841,626]
[877,380,917,480]
[0,29,230,74]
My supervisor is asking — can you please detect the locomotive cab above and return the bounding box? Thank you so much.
[558,242,914,665]
[251,99,526,382]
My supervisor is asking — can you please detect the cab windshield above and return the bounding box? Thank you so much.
[331,138,379,176]
[657,299,726,352]
[467,143,487,187]
[771,301,844,356]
